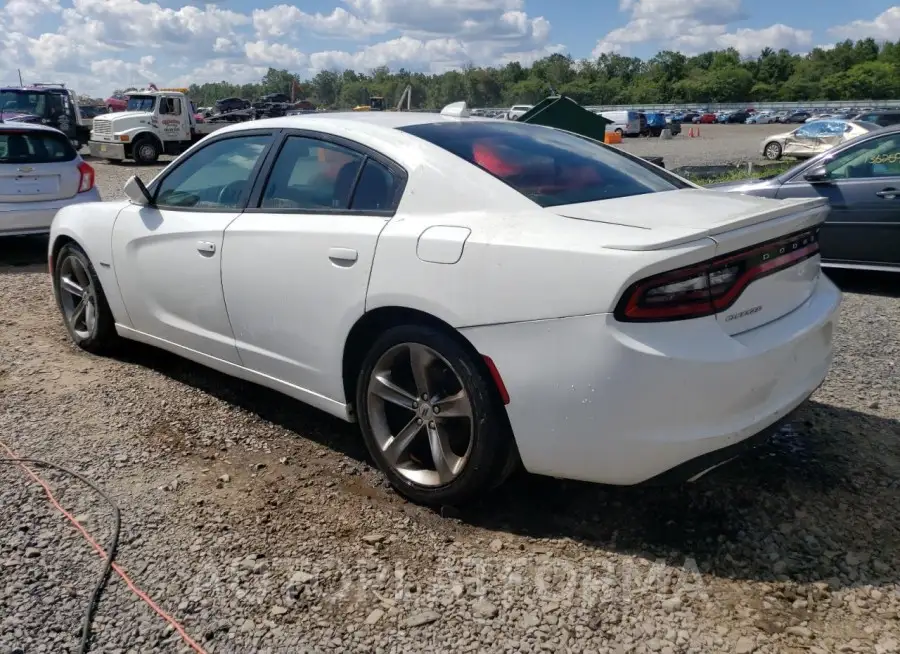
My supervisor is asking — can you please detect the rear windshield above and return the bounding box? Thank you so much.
[0,130,77,164]
[400,121,685,208]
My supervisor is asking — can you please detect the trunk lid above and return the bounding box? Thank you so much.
[552,188,829,334]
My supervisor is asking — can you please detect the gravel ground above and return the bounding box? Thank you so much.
[615,124,788,170]
[2,161,899,654]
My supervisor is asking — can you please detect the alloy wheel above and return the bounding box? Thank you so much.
[366,343,474,487]
[58,255,97,340]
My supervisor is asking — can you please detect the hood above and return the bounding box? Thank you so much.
[705,177,782,196]
[95,110,152,122]
[0,112,40,123]
[764,130,794,144]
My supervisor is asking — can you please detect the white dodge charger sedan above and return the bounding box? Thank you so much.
[49,103,841,505]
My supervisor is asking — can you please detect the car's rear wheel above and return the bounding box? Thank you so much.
[54,243,118,354]
[764,142,783,160]
[356,325,511,506]
[615,128,624,137]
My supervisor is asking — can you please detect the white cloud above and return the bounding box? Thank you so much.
[592,0,811,58]
[0,0,555,97]
[252,5,386,39]
[828,6,900,41]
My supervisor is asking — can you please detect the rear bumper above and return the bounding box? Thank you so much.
[89,140,126,160]
[0,188,102,236]
[460,273,841,485]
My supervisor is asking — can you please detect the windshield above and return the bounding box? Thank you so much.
[400,121,685,208]
[0,90,48,116]
[127,95,156,112]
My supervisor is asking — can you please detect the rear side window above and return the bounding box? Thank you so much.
[400,121,685,208]
[0,130,76,163]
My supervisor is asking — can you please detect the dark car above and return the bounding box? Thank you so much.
[214,97,251,114]
[852,110,900,128]
[727,110,751,123]
[786,111,812,123]
[710,124,900,271]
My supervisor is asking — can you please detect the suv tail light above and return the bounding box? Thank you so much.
[77,161,95,193]
[615,228,820,322]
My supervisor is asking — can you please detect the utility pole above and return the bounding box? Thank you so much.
[18,69,24,85]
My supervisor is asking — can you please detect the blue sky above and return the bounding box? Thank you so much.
[1,0,898,97]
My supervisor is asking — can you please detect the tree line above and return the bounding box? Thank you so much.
[114,38,900,110]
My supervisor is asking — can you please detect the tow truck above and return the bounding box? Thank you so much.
[0,83,91,149]
[88,88,226,164]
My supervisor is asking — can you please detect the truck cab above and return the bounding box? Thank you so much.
[0,84,90,149]
[89,88,219,163]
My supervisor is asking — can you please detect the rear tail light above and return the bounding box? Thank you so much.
[615,228,820,322]
[77,161,95,193]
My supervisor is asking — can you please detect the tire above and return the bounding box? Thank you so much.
[54,243,119,355]
[133,137,160,164]
[764,141,783,161]
[615,128,624,137]
[355,324,512,506]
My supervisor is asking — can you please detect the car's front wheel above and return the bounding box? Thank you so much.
[54,243,118,354]
[356,325,512,506]
[764,142,783,160]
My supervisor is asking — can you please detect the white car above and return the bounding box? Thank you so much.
[48,103,841,505]
[1,122,100,236]
[507,104,532,120]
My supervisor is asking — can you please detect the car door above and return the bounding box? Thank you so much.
[221,132,406,404]
[111,130,277,363]
[813,120,848,156]
[775,131,900,265]
[783,123,823,158]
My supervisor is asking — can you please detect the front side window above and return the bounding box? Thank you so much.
[159,97,181,115]
[155,135,272,209]
[823,133,900,180]
[260,136,365,210]
[400,121,685,208]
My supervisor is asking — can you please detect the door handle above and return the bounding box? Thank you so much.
[197,241,216,256]
[876,188,898,199]
[328,247,358,266]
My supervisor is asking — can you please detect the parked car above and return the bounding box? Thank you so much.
[214,97,251,114]
[760,119,879,161]
[786,111,812,124]
[506,104,533,120]
[694,112,717,124]
[78,105,108,129]
[600,110,642,136]
[48,106,841,505]
[852,110,900,128]
[725,111,750,124]
[1,122,99,236]
[712,124,900,271]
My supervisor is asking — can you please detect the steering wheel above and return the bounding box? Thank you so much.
[217,180,247,206]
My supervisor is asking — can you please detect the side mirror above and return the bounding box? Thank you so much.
[124,175,152,205]
[804,165,830,183]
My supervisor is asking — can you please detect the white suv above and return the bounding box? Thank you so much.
[1,121,100,236]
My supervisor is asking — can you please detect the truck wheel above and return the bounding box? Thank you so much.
[133,138,160,164]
